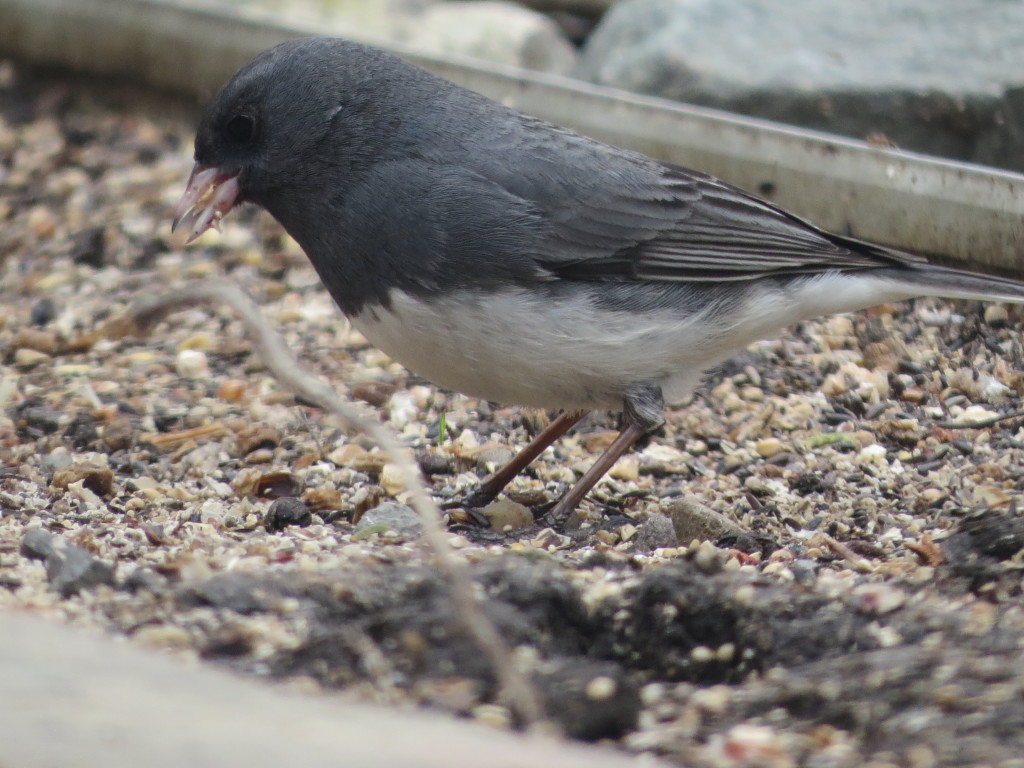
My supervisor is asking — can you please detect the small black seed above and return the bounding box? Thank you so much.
[790,473,828,495]
[71,226,106,267]
[63,410,98,449]
[264,496,313,531]
[30,296,56,326]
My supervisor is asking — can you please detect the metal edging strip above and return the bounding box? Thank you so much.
[1,0,1022,274]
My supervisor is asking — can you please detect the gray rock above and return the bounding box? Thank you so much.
[403,1,577,74]
[224,0,434,40]
[176,573,273,615]
[417,449,454,475]
[631,513,676,552]
[474,445,515,472]
[20,529,56,561]
[790,559,819,585]
[577,0,1024,171]
[122,567,166,594]
[248,0,579,75]
[663,497,741,544]
[44,541,116,597]
[354,501,422,538]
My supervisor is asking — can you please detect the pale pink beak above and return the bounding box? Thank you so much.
[171,164,241,245]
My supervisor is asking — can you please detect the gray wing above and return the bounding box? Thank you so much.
[476,120,924,283]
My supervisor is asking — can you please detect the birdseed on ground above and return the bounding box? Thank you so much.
[2,63,1024,767]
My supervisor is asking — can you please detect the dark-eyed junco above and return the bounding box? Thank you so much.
[174,37,1024,522]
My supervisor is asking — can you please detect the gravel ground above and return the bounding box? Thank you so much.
[3,64,1024,767]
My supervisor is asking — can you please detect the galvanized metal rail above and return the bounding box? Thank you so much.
[1,0,1022,275]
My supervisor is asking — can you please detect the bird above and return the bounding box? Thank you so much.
[173,36,1024,524]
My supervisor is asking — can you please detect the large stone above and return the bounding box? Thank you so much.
[577,0,1024,170]
[236,0,577,75]
[239,0,434,40]
[402,1,577,74]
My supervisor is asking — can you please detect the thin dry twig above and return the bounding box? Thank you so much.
[935,409,1024,429]
[126,279,545,728]
[141,423,229,448]
[822,534,874,573]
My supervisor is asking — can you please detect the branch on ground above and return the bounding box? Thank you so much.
[124,279,546,729]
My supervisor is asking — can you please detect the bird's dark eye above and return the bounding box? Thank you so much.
[225,114,255,143]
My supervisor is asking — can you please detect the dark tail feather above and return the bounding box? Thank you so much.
[882,262,1024,304]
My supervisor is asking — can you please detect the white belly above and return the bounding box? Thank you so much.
[349,275,914,413]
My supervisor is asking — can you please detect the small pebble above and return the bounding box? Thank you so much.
[27,205,58,238]
[693,540,725,573]
[632,514,677,552]
[473,445,515,472]
[51,462,115,496]
[387,390,418,428]
[133,624,195,650]
[235,425,280,456]
[984,304,1009,327]
[609,455,639,481]
[755,437,784,458]
[665,497,741,544]
[101,414,135,452]
[353,501,421,538]
[42,447,73,473]
[690,646,715,663]
[480,499,534,531]
[303,486,343,513]
[20,528,56,561]
[379,463,406,496]
[177,332,215,351]
[471,704,512,730]
[417,449,454,475]
[175,348,209,379]
[584,676,617,701]
[41,538,116,597]
[14,348,50,368]
[216,379,247,402]
[12,327,59,354]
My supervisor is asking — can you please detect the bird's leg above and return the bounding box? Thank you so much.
[541,382,664,527]
[540,423,646,525]
[464,410,589,508]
